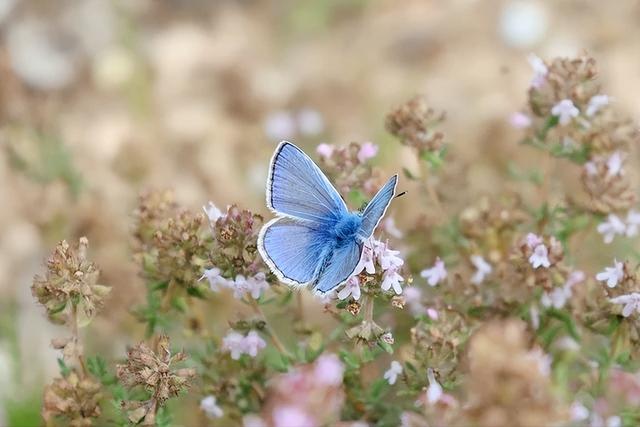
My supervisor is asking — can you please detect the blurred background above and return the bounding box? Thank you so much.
[1,0,640,424]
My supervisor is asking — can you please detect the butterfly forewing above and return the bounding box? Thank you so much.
[358,175,398,239]
[267,142,348,223]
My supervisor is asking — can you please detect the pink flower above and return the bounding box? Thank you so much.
[247,272,269,299]
[626,210,640,237]
[606,151,624,177]
[203,201,224,223]
[420,258,447,286]
[316,143,334,159]
[596,259,624,288]
[264,111,296,141]
[586,94,610,117]
[427,308,439,320]
[313,353,344,386]
[375,240,404,271]
[610,293,640,317]
[199,267,231,291]
[524,232,544,249]
[528,54,548,88]
[337,276,361,301]
[243,331,267,357]
[470,255,492,284]
[597,214,626,244]
[426,368,443,404]
[357,142,378,163]
[272,405,316,427]
[200,395,223,419]
[297,108,324,136]
[509,111,532,129]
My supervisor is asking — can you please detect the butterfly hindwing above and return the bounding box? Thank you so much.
[358,175,398,239]
[313,240,363,294]
[267,141,348,224]
[258,217,328,286]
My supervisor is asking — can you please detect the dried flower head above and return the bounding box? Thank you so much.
[462,319,565,427]
[385,95,445,154]
[117,335,195,425]
[32,237,109,323]
[316,142,383,197]
[581,153,636,213]
[42,371,102,427]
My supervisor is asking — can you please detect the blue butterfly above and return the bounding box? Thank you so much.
[258,141,398,294]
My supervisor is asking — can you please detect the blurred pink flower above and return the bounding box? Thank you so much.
[297,108,324,136]
[272,405,316,427]
[596,260,624,288]
[313,353,344,386]
[222,330,266,359]
[200,395,223,419]
[357,142,378,163]
[338,276,361,301]
[470,255,492,284]
[586,94,610,117]
[606,151,624,177]
[527,54,548,88]
[551,99,579,126]
[509,112,532,129]
[597,214,626,244]
[383,361,402,385]
[528,244,550,268]
[382,268,404,294]
[316,143,334,159]
[420,258,447,286]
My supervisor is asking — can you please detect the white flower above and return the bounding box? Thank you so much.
[509,111,532,129]
[203,201,224,223]
[528,244,550,269]
[586,94,610,117]
[199,267,230,291]
[606,416,622,427]
[420,258,447,286]
[375,241,404,271]
[606,151,624,177]
[222,330,266,359]
[596,260,624,288]
[200,395,223,419]
[338,276,361,301]
[597,214,626,244]
[527,54,548,88]
[610,293,640,317]
[354,243,375,275]
[541,286,571,309]
[381,268,404,295]
[383,361,403,385]
[296,108,324,136]
[246,272,269,299]
[470,255,492,284]
[626,210,640,237]
[426,368,443,404]
[551,99,579,126]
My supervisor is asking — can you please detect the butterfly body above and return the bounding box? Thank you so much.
[258,141,398,294]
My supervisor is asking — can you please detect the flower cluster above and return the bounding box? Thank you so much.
[116,335,196,425]
[31,237,110,323]
[42,371,103,427]
[461,320,564,427]
[385,95,445,155]
[242,353,345,427]
[316,141,382,198]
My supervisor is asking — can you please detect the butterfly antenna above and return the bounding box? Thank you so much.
[395,191,407,199]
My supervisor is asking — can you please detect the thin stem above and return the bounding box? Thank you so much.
[419,159,445,217]
[363,294,374,324]
[249,299,293,358]
[70,303,87,376]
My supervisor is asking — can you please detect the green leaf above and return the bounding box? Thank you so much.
[57,358,71,377]
[402,167,418,181]
[186,285,206,299]
[548,308,581,341]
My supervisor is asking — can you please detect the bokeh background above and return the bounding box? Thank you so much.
[1,0,640,424]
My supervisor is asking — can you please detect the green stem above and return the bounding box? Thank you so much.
[249,299,293,358]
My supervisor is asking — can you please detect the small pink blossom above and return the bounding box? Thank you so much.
[200,267,231,291]
[357,142,378,163]
[354,242,376,275]
[314,353,344,386]
[200,395,223,419]
[524,232,544,249]
[375,240,404,271]
[272,405,316,427]
[203,201,224,223]
[338,276,361,301]
[551,99,579,126]
[427,308,439,320]
[610,293,640,317]
[243,331,267,357]
[509,111,532,129]
[316,143,334,159]
[297,108,324,136]
[626,210,640,237]
[264,111,296,141]
[420,258,447,286]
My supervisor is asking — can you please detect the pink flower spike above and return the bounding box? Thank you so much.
[509,112,532,129]
[357,142,378,163]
